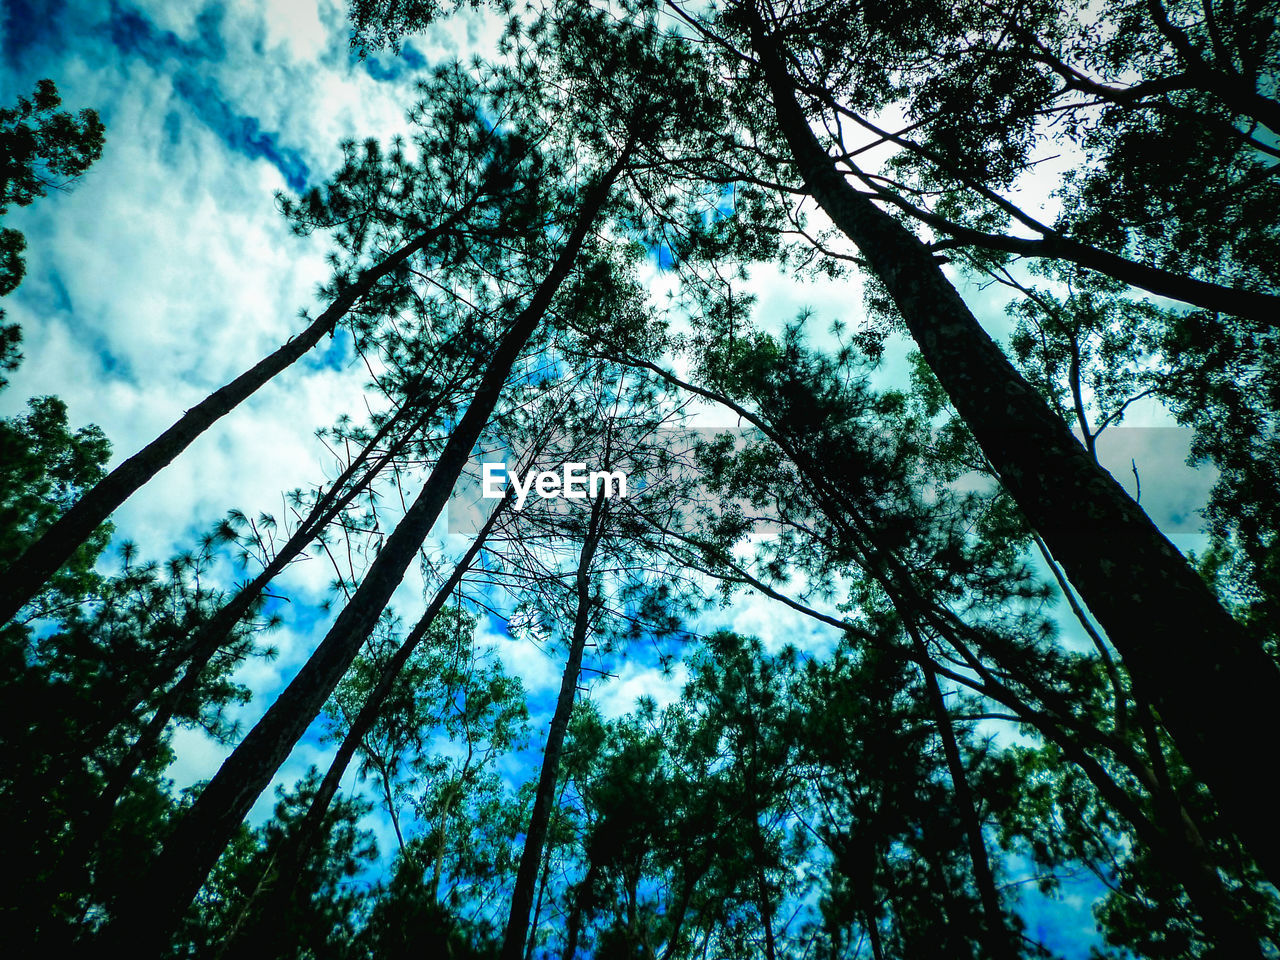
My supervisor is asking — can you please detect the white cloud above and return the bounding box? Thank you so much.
[592,657,689,720]
[256,0,330,63]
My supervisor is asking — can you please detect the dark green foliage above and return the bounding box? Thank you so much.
[324,606,528,873]
[0,540,269,949]
[5,1,1280,956]
[0,78,104,296]
[0,79,105,385]
[800,644,1002,958]
[355,849,500,960]
[1158,308,1280,649]
[348,0,489,55]
[174,772,377,960]
[0,395,111,619]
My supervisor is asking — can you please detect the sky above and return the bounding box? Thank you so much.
[0,1,1218,954]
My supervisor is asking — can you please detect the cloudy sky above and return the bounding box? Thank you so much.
[1,1,1216,953]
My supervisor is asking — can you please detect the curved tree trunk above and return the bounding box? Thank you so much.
[747,9,1280,885]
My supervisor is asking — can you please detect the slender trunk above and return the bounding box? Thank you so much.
[909,629,1015,960]
[382,759,407,853]
[682,476,1263,954]
[500,493,608,960]
[658,853,713,960]
[56,383,457,888]
[750,12,1280,884]
[742,754,778,960]
[694,915,716,960]
[0,199,481,627]
[560,883,588,960]
[211,847,279,960]
[78,364,462,759]
[864,907,885,960]
[561,860,602,960]
[430,777,463,901]
[300,497,504,857]
[96,155,627,959]
[525,839,556,960]
[754,854,778,960]
[30,392,453,933]
[230,501,507,960]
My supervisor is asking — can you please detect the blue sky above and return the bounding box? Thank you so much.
[0,1,1220,954]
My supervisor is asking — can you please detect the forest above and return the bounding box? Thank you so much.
[1,0,1278,956]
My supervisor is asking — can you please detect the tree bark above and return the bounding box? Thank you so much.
[500,492,607,960]
[747,9,1280,885]
[95,152,629,959]
[230,498,507,960]
[910,629,1016,960]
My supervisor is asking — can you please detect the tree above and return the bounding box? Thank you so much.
[663,0,1280,885]
[500,488,611,960]
[337,8,1280,889]
[223,500,518,960]
[10,0,1279,951]
[0,79,105,385]
[0,73,531,625]
[1,539,273,951]
[97,76,636,952]
[623,312,1274,952]
[0,395,111,621]
[172,771,377,960]
[66,331,490,841]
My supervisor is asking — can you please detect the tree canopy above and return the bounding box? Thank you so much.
[1,1,1277,957]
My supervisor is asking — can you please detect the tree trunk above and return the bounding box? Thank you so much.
[96,152,629,959]
[230,499,507,960]
[500,492,608,960]
[77,364,463,761]
[910,629,1016,960]
[56,383,455,887]
[658,852,713,960]
[0,197,481,626]
[560,871,594,960]
[525,838,557,960]
[748,10,1280,884]
[754,854,778,960]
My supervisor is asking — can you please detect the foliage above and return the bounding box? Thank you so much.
[4,1,1280,957]
[0,79,105,381]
